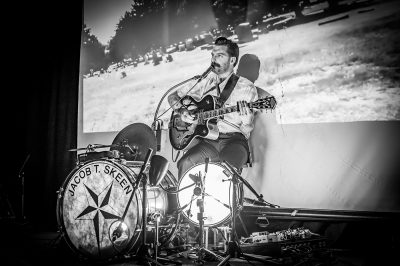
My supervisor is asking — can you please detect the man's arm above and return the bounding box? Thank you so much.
[167,91,183,111]
[168,91,195,123]
[238,83,258,137]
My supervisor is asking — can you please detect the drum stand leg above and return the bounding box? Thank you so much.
[133,174,161,266]
[133,174,181,266]
[217,162,278,266]
[192,196,225,265]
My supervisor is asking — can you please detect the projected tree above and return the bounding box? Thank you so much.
[81,24,107,74]
[107,0,252,63]
[108,0,167,62]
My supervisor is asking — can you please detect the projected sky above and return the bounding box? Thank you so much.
[84,0,133,45]
[81,0,400,133]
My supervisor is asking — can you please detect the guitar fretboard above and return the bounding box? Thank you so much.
[202,105,238,119]
[197,103,255,122]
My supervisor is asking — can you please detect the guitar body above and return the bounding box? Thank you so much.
[168,94,277,151]
[169,95,219,151]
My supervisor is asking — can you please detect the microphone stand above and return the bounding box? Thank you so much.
[193,158,224,264]
[223,161,280,209]
[152,74,201,127]
[18,153,30,221]
[217,161,278,266]
[151,68,212,150]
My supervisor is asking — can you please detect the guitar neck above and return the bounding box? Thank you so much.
[192,96,275,122]
[199,104,249,121]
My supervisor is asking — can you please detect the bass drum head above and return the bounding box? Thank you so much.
[177,162,242,227]
[56,159,142,261]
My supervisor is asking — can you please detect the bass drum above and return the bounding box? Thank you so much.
[177,162,243,227]
[56,159,177,261]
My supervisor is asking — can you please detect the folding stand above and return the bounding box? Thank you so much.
[217,161,279,266]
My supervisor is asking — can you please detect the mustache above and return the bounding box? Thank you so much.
[212,62,221,68]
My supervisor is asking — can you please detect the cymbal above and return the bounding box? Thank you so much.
[68,144,117,152]
[110,123,156,161]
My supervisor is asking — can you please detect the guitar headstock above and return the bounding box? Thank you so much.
[250,96,277,110]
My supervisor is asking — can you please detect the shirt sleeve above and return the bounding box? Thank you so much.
[239,82,259,138]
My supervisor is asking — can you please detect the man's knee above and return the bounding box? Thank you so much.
[177,155,198,178]
[220,147,248,169]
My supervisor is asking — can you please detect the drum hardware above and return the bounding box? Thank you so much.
[217,160,278,266]
[130,148,181,266]
[109,149,151,249]
[148,212,162,262]
[110,123,157,162]
[177,161,242,228]
[148,155,169,187]
[192,158,225,264]
[170,158,224,264]
[68,143,119,152]
[70,141,139,165]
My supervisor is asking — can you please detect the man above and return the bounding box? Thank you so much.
[168,37,258,178]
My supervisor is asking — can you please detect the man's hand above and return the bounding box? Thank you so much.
[238,100,253,125]
[178,107,196,124]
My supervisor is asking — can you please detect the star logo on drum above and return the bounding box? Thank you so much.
[76,182,121,253]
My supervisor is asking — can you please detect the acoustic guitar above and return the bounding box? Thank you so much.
[168,94,277,150]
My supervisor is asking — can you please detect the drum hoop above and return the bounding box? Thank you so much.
[177,162,243,227]
[56,158,142,260]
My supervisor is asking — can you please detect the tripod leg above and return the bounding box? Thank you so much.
[237,213,249,236]
[241,253,277,265]
[153,257,182,265]
[144,256,164,266]
[201,248,225,262]
[217,254,231,266]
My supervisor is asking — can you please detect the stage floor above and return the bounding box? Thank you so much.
[1,218,398,266]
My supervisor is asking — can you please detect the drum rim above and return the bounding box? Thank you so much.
[176,161,243,227]
[56,158,142,261]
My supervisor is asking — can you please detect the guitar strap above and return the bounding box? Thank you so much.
[216,73,239,108]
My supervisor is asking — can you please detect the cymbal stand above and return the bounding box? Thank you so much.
[217,161,278,266]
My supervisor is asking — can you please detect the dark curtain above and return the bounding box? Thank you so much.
[5,1,82,231]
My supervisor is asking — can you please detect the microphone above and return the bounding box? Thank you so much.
[155,120,163,151]
[198,63,215,81]
[204,158,209,174]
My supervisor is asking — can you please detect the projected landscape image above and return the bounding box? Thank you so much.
[81,0,400,133]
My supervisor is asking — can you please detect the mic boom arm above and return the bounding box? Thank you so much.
[152,64,215,131]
